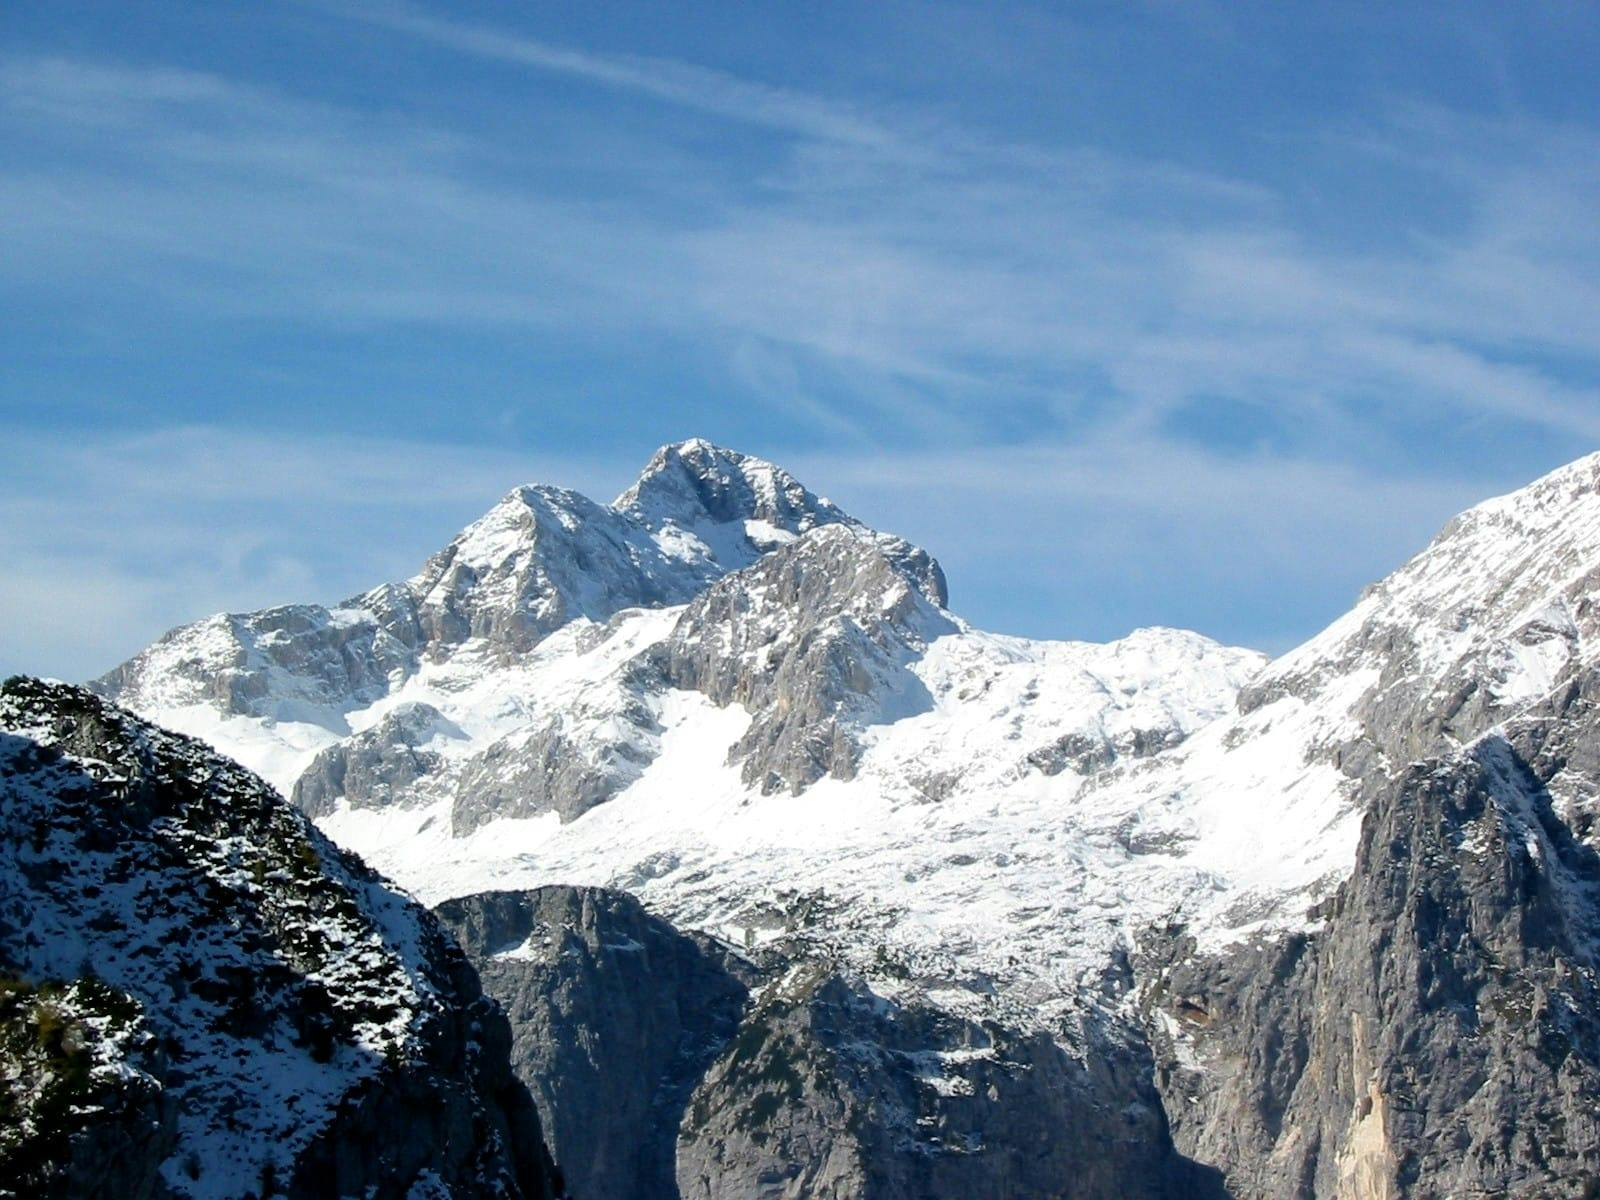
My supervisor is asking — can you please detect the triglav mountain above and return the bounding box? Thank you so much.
[7,440,1600,1197]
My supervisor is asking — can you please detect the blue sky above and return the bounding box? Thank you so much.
[3,1,1598,679]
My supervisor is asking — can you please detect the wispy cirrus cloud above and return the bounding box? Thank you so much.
[4,37,1597,449]
[310,5,1600,433]
[319,1,905,151]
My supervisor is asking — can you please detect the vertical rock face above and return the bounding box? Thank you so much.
[1129,455,1600,1199]
[674,965,1215,1200]
[0,678,560,1200]
[434,887,751,1200]
[440,887,1216,1200]
[1142,668,1600,1199]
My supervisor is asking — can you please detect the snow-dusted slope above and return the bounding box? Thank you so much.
[0,677,556,1199]
[97,445,1600,1041]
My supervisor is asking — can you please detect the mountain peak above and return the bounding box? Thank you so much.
[613,439,848,541]
[1241,448,1600,749]
[93,440,947,741]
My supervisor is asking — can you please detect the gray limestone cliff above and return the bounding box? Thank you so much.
[439,886,1217,1200]
[293,700,459,817]
[449,665,663,833]
[1141,667,1600,1198]
[674,963,1215,1200]
[434,887,751,1200]
[655,524,953,794]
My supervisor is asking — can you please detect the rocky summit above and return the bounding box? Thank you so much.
[42,441,1600,1196]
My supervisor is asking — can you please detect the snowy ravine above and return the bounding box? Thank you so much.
[96,442,1600,1048]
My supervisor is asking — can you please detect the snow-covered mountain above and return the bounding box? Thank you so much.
[95,442,1268,1025]
[91,442,1600,1197]
[97,445,1600,1023]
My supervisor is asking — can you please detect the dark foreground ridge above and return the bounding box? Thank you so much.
[0,676,561,1200]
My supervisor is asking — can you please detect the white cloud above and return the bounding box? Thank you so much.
[3,43,1596,449]
[322,1,905,151]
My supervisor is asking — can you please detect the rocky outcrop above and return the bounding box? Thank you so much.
[446,515,957,823]
[0,677,560,1200]
[293,701,459,817]
[1141,666,1600,1198]
[1024,724,1186,777]
[435,887,751,1200]
[676,963,1216,1200]
[1236,455,1600,779]
[408,484,691,660]
[449,669,662,833]
[1124,456,1600,1196]
[91,594,422,725]
[438,887,1221,1200]
[613,439,851,572]
[657,525,954,793]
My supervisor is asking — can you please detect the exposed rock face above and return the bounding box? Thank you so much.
[446,520,955,822]
[1142,667,1600,1198]
[657,525,955,793]
[1127,457,1600,1199]
[434,887,751,1200]
[293,701,459,817]
[1024,724,1186,777]
[1237,454,1600,778]
[92,596,420,725]
[613,439,851,571]
[409,484,692,660]
[449,666,663,833]
[438,886,1218,1200]
[676,964,1215,1200]
[0,678,560,1200]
